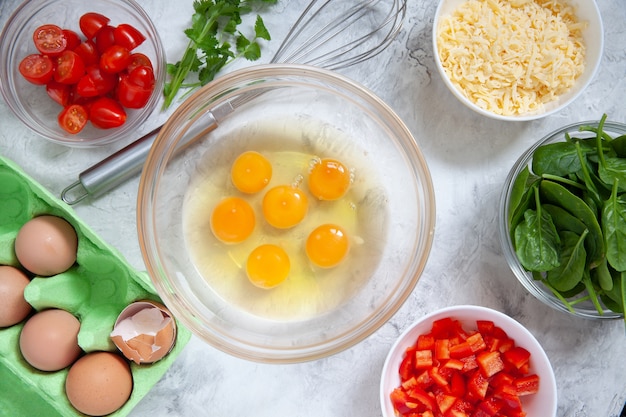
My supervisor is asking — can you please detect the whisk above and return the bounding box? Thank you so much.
[61,0,407,204]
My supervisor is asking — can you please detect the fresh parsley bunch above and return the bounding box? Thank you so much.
[163,0,276,109]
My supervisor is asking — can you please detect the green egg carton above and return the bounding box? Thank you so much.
[0,155,191,417]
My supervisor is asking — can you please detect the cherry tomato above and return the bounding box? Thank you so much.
[116,73,152,109]
[100,45,131,73]
[79,12,110,39]
[54,50,85,84]
[73,40,99,67]
[19,54,54,85]
[128,65,155,89]
[113,23,146,51]
[76,66,118,97]
[127,52,153,73]
[33,24,67,56]
[46,81,73,106]
[95,25,116,54]
[90,97,126,129]
[62,29,82,50]
[58,104,89,134]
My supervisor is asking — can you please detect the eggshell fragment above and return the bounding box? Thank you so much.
[110,300,176,364]
[19,308,82,371]
[65,351,133,416]
[0,265,32,327]
[14,215,78,276]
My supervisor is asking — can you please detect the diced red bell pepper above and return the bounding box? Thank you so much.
[400,346,417,380]
[466,332,487,353]
[390,387,418,414]
[515,374,540,396]
[450,372,466,397]
[467,370,489,401]
[460,354,478,373]
[436,393,458,414]
[407,386,437,411]
[503,346,531,370]
[415,369,434,389]
[443,359,465,371]
[431,317,459,339]
[476,351,505,378]
[490,371,515,388]
[436,339,451,360]
[476,397,504,416]
[417,333,435,350]
[493,383,523,411]
[476,320,495,335]
[429,366,449,387]
[415,350,434,369]
[450,341,473,359]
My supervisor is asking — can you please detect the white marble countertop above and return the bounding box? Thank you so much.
[1,0,625,416]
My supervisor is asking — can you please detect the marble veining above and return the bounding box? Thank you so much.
[1,0,625,416]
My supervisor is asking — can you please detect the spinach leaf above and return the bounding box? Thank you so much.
[532,141,582,177]
[513,188,560,271]
[547,230,587,291]
[539,179,605,268]
[602,181,626,272]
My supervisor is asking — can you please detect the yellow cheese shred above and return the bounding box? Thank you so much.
[436,0,587,116]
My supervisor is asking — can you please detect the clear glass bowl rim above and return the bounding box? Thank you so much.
[137,63,437,362]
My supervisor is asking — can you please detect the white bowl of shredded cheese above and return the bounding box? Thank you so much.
[433,0,603,121]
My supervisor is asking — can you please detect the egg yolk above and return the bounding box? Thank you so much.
[210,196,255,243]
[305,224,349,268]
[262,185,308,229]
[246,244,291,288]
[231,151,272,193]
[308,158,352,200]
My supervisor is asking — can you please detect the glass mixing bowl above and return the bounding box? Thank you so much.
[0,0,165,147]
[137,64,436,363]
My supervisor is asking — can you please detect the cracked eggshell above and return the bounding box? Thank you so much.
[110,300,176,364]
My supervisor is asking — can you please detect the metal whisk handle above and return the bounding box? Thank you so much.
[61,126,161,205]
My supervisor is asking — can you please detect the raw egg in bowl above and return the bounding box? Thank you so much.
[138,64,435,363]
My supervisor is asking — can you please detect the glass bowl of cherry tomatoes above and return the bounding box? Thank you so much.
[0,0,165,147]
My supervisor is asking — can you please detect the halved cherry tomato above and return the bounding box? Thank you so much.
[19,54,54,85]
[62,29,82,50]
[90,97,126,129]
[113,23,146,51]
[100,44,131,73]
[33,24,67,56]
[76,66,118,97]
[127,52,153,73]
[95,25,116,54]
[73,40,100,67]
[79,12,110,39]
[117,72,152,108]
[58,104,89,134]
[128,65,155,89]
[46,81,73,106]
[54,50,85,84]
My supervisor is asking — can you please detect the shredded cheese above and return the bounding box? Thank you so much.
[436,0,586,116]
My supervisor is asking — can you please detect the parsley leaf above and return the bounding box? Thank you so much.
[163,0,277,109]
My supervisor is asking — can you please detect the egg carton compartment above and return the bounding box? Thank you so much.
[0,155,191,417]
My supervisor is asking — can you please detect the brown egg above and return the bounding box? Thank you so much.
[15,215,78,276]
[19,308,82,371]
[110,300,177,364]
[0,265,32,327]
[65,351,133,416]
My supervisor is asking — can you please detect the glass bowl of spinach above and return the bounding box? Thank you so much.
[500,115,626,320]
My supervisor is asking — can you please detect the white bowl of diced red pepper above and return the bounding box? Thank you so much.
[0,0,165,147]
[380,305,557,417]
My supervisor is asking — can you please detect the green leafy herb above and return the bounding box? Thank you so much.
[163,0,276,109]
[508,114,626,321]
